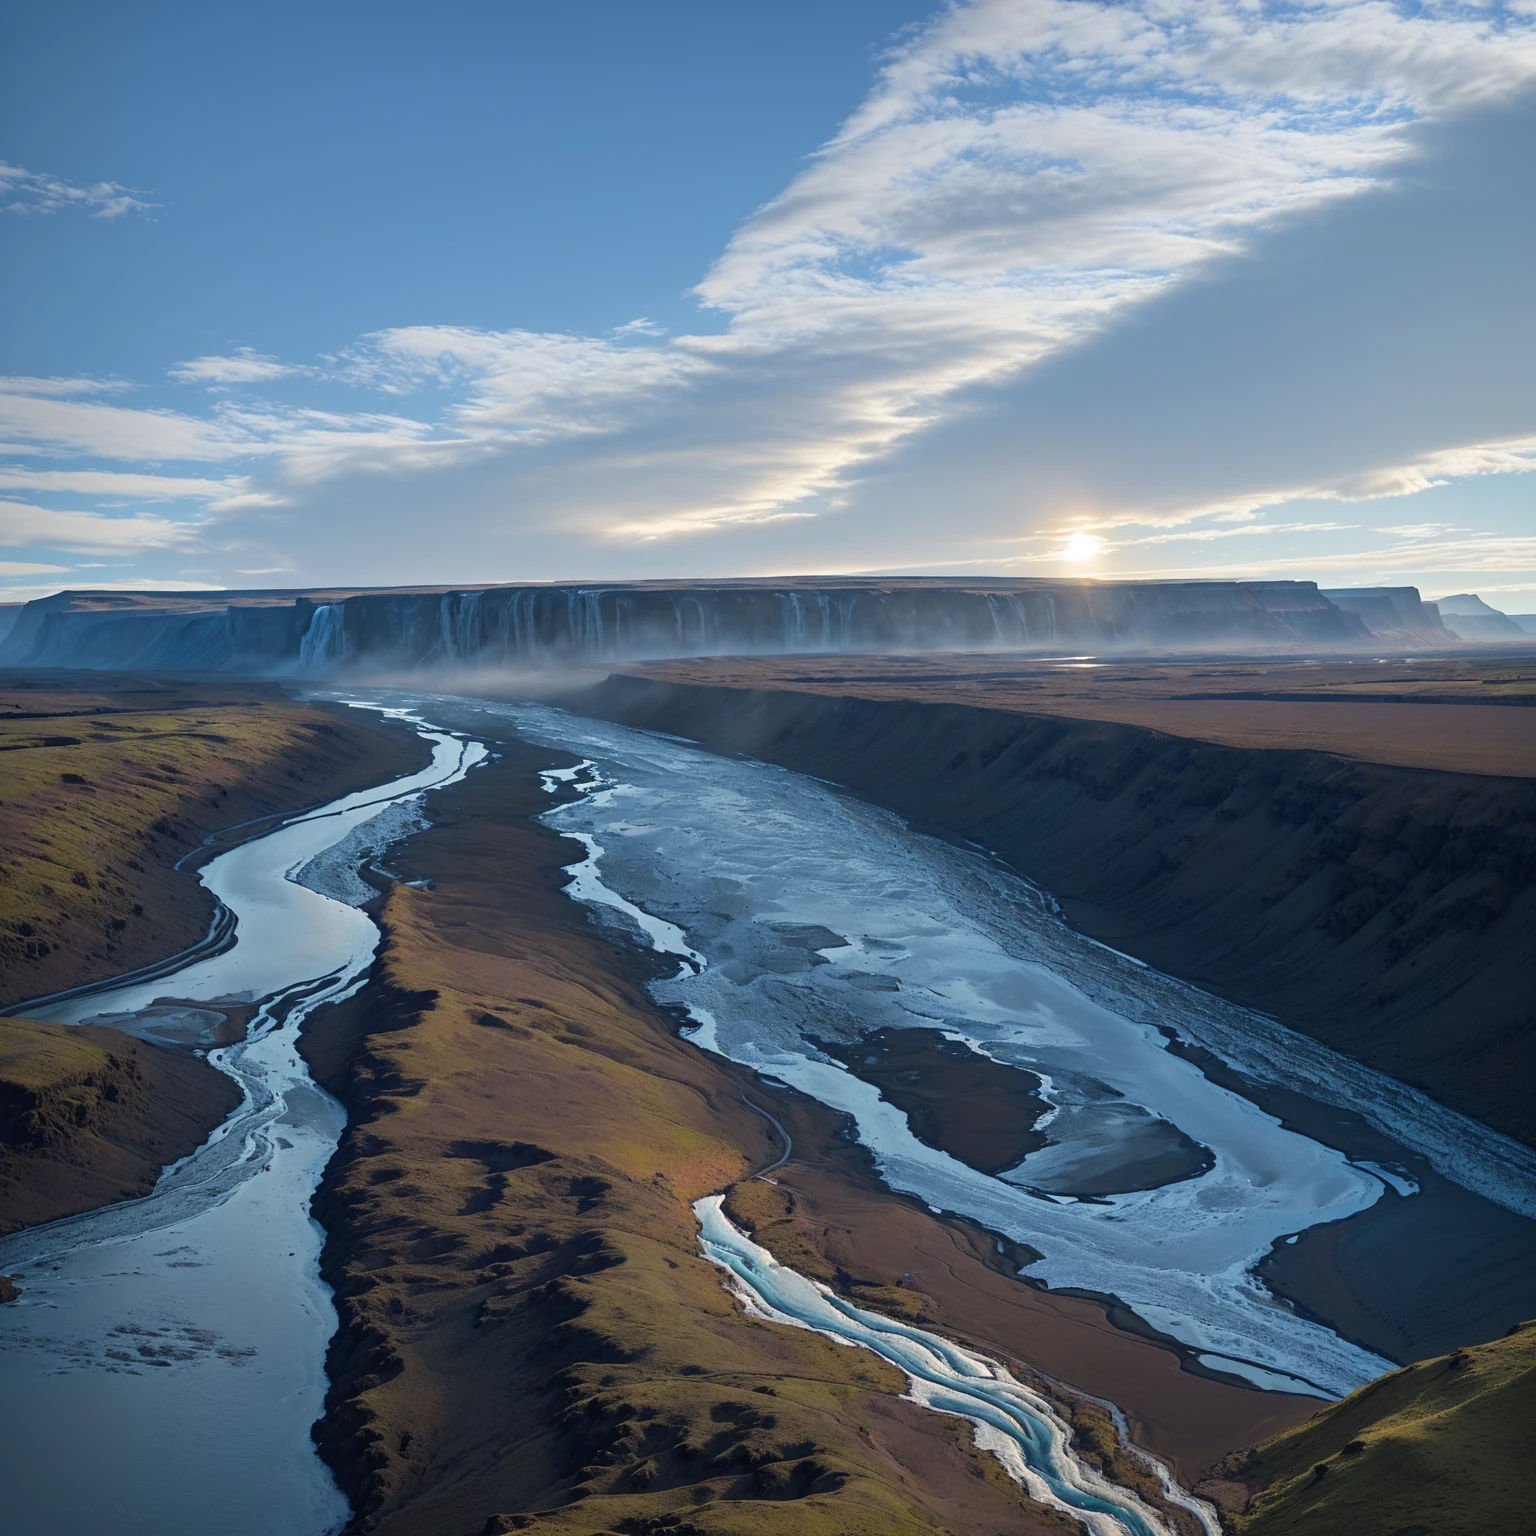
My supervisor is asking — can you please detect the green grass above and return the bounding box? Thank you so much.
[1231,1323,1536,1536]
[0,1016,112,1093]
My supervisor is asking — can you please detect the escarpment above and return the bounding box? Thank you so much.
[573,674,1536,1145]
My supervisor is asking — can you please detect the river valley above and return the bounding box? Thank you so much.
[420,692,1536,1396]
[0,709,484,1536]
[2,686,1533,1535]
[434,696,1535,1396]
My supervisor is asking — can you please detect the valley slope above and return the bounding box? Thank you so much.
[573,654,1536,1146]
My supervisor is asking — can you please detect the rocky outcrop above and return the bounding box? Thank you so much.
[1433,594,1528,641]
[1321,587,1450,647]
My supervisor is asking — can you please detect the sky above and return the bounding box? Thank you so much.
[2,0,1534,610]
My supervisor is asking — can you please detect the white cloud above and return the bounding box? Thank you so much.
[0,561,68,576]
[258,0,1533,546]
[0,469,241,499]
[0,375,437,469]
[0,502,195,552]
[0,377,256,462]
[1,0,1533,592]
[171,348,307,385]
[1060,434,1536,537]
[0,160,157,219]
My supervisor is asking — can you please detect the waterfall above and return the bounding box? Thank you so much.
[297,603,348,671]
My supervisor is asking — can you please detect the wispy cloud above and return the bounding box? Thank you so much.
[0,502,194,552]
[0,561,69,577]
[2,0,1534,595]
[171,349,308,386]
[0,375,434,468]
[0,468,242,499]
[0,160,157,219]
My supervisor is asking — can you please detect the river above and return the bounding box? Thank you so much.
[3,687,1533,1533]
[395,692,1536,1403]
[0,707,483,1536]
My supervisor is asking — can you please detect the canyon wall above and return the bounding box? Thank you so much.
[573,674,1536,1147]
[0,578,1370,673]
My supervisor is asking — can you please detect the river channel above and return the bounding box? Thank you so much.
[3,686,1534,1534]
[393,692,1536,1404]
[0,708,483,1536]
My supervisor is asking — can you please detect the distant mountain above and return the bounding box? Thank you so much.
[1320,587,1447,642]
[1432,594,1527,640]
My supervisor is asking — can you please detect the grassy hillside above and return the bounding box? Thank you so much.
[0,675,427,1008]
[1219,1324,1535,1535]
[0,1015,240,1235]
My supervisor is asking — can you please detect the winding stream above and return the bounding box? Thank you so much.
[696,1196,1218,1536]
[4,684,1534,1534]
[0,708,483,1536]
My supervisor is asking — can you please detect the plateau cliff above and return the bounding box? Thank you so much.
[1,577,1370,674]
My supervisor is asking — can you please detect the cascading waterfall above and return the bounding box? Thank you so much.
[297,603,348,669]
[43,578,1366,677]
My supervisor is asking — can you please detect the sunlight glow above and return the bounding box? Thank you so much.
[1060,530,1105,564]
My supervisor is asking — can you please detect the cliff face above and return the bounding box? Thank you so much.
[1,578,1368,673]
[573,675,1536,1145]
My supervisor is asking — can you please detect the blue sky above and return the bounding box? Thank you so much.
[2,0,1534,609]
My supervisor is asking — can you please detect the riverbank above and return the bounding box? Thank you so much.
[571,661,1535,1147]
[0,1016,240,1238]
[298,718,1316,1536]
[0,671,431,1011]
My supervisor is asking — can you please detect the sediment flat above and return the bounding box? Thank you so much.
[299,732,1309,1535]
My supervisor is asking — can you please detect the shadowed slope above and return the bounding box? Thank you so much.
[574,669,1536,1145]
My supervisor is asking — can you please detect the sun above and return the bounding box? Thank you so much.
[1060,530,1105,564]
